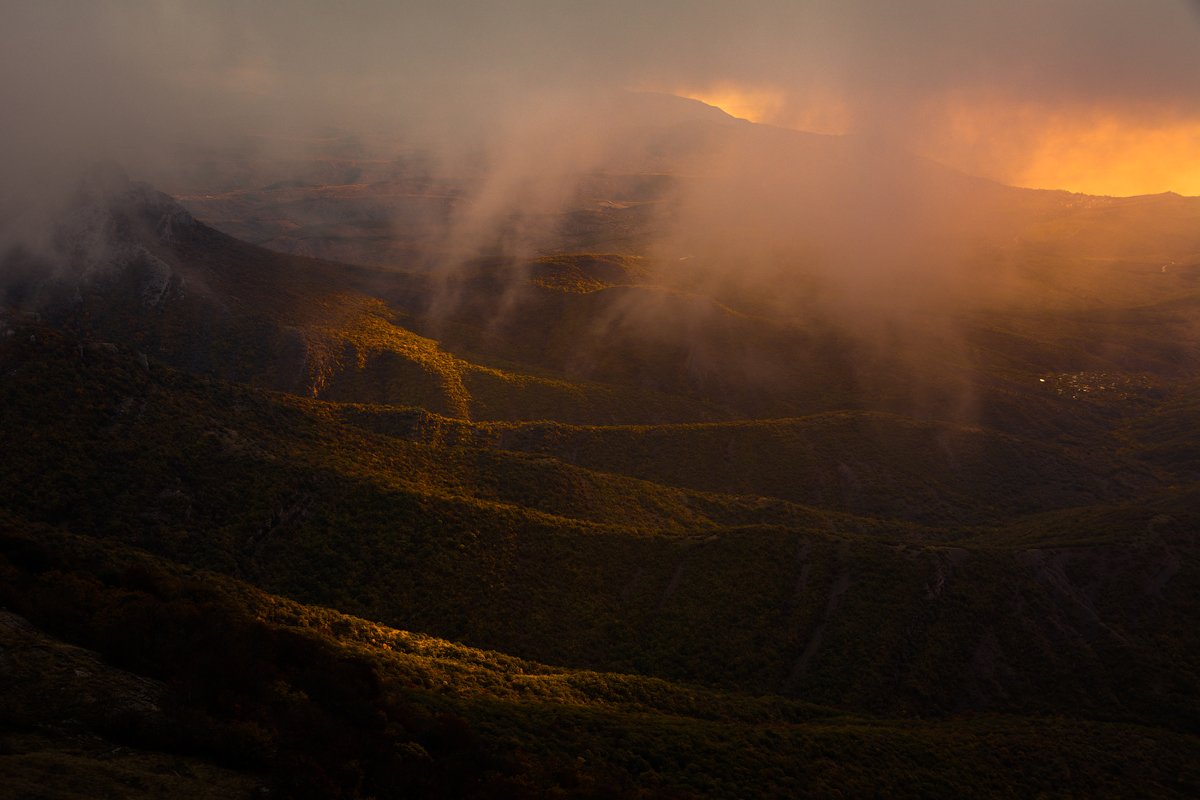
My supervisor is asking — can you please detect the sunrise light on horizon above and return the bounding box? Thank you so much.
[676,83,1200,198]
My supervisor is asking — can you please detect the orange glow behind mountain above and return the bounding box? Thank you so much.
[675,85,1200,197]
[677,84,783,124]
[677,84,852,135]
[1010,117,1200,197]
[935,99,1200,197]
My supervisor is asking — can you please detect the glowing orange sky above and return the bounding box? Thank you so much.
[678,85,1200,197]
[1008,117,1200,197]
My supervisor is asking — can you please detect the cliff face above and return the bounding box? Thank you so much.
[1,167,195,313]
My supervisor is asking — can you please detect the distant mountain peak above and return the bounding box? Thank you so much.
[1,171,200,314]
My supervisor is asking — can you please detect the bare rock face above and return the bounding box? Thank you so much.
[0,609,165,730]
[1,164,197,314]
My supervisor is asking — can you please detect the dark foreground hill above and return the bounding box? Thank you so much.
[3,517,1198,799]
[1,310,1198,797]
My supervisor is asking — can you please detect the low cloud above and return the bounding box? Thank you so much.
[4,0,1197,423]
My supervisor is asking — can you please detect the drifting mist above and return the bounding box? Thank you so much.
[4,0,1200,425]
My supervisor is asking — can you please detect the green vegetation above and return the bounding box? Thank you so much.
[4,182,1200,796]
[3,521,1197,798]
[2,321,1198,730]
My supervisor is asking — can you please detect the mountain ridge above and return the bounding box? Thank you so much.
[3,96,1200,796]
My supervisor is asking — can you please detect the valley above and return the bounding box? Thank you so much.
[2,94,1199,798]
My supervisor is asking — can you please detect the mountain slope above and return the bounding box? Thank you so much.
[3,518,1198,799]
[4,94,1200,797]
[2,320,1197,734]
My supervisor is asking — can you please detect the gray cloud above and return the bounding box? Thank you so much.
[5,0,1197,263]
[5,1,1198,157]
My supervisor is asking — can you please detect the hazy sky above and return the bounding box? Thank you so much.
[3,0,1199,195]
